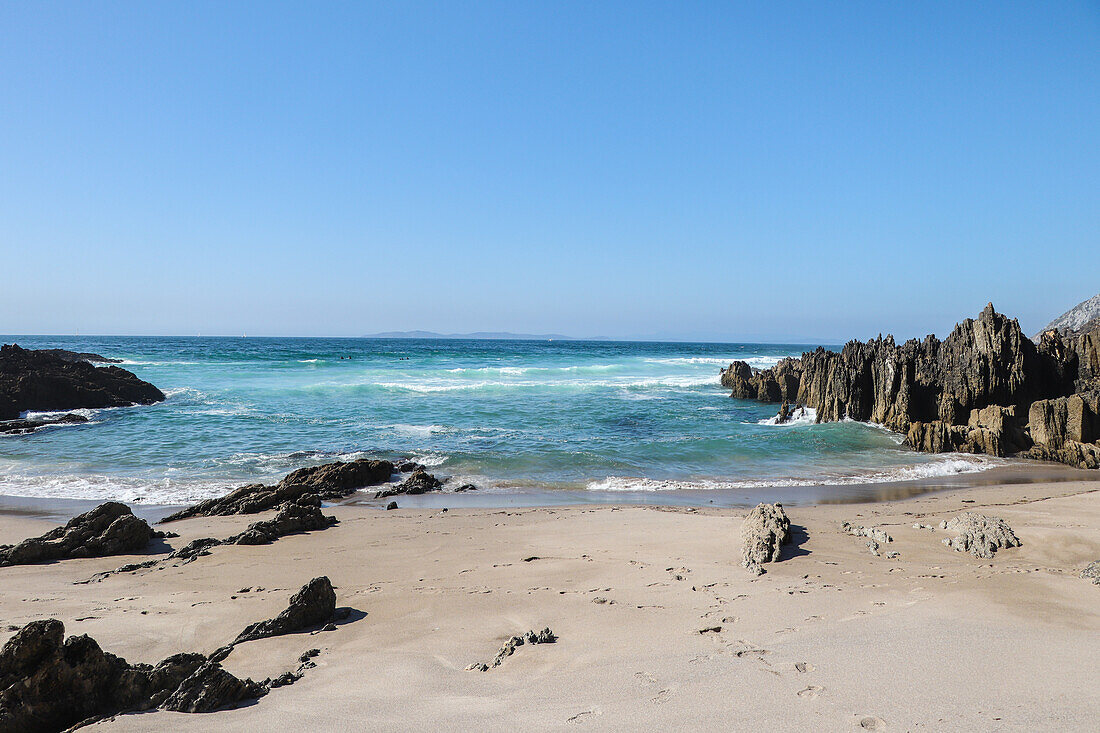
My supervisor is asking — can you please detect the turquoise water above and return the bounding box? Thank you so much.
[0,336,1002,506]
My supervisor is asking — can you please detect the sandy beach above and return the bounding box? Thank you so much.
[2,475,1098,732]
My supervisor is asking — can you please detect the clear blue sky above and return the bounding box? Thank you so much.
[2,2,1098,342]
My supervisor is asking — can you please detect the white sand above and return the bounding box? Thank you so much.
[2,479,1099,731]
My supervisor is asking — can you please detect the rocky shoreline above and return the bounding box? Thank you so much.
[722,303,1100,469]
[0,344,164,433]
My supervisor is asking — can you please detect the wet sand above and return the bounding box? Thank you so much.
[1,475,1098,731]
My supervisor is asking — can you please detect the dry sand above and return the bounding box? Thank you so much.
[2,478,1099,731]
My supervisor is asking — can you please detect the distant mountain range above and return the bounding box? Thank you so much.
[1039,293,1100,336]
[360,330,596,341]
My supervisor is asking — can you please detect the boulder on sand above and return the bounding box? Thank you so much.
[234,577,337,644]
[0,618,260,732]
[740,503,791,576]
[940,512,1021,558]
[0,502,154,567]
[374,468,444,499]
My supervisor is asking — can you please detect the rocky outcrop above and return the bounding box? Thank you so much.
[0,502,155,567]
[34,349,121,364]
[162,459,394,521]
[0,344,163,422]
[228,495,338,546]
[740,503,791,576]
[374,468,443,499]
[940,513,1020,558]
[158,662,266,713]
[722,304,1100,469]
[0,412,89,435]
[1082,561,1100,586]
[0,619,259,732]
[467,628,557,671]
[234,577,337,644]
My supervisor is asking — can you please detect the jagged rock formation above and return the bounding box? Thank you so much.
[740,503,791,576]
[0,619,260,732]
[162,459,394,521]
[34,349,122,364]
[374,468,444,499]
[1082,561,1100,586]
[0,344,163,422]
[158,662,266,713]
[0,502,155,567]
[229,495,338,546]
[86,500,338,583]
[940,513,1020,558]
[467,628,557,671]
[234,577,337,644]
[722,304,1100,469]
[0,412,89,435]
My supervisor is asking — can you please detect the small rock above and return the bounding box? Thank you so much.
[940,513,1021,558]
[740,503,791,575]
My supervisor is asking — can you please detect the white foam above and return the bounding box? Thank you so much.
[382,423,449,438]
[585,455,1002,492]
[646,355,787,368]
[373,375,719,393]
[757,406,818,426]
[410,453,449,467]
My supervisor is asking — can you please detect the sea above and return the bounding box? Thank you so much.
[0,336,1008,508]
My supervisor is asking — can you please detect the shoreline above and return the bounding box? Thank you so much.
[0,461,1093,524]
[1,475,1097,730]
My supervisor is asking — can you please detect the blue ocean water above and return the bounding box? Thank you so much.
[0,336,1002,506]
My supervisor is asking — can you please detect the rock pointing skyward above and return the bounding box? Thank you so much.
[722,303,1100,469]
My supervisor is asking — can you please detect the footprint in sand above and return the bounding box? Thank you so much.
[797,685,823,699]
[794,662,815,673]
[858,715,887,730]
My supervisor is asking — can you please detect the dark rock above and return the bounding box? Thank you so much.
[776,401,791,424]
[720,304,1100,469]
[171,537,222,563]
[158,662,266,713]
[234,577,337,644]
[0,619,209,732]
[229,496,337,546]
[0,343,164,422]
[468,627,557,671]
[34,349,122,364]
[386,501,398,510]
[453,483,478,492]
[0,412,89,435]
[374,468,443,499]
[395,460,424,472]
[162,459,394,521]
[720,360,756,398]
[0,502,153,567]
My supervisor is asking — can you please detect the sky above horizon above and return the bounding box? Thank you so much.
[2,2,1098,343]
